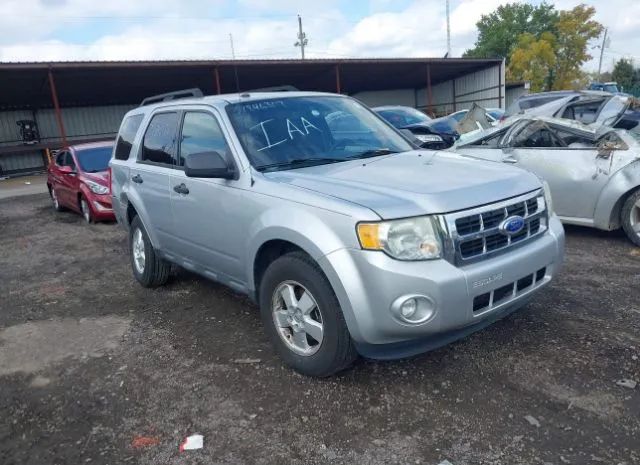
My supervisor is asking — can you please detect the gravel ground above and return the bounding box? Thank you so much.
[0,193,639,465]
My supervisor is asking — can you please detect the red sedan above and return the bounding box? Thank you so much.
[47,141,115,223]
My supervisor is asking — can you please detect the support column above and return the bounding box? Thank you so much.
[335,64,342,94]
[48,67,67,146]
[214,67,221,95]
[426,64,433,117]
[498,60,504,109]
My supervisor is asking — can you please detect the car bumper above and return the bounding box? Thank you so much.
[319,215,565,359]
[88,193,115,221]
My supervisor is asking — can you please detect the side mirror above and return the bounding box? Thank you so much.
[58,165,75,175]
[184,151,235,179]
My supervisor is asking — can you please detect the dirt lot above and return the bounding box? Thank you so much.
[0,193,639,465]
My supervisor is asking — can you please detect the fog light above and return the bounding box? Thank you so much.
[391,295,436,324]
[400,298,417,318]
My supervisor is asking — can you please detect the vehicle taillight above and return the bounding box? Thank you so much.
[107,167,112,194]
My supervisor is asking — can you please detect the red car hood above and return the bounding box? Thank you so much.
[83,171,109,185]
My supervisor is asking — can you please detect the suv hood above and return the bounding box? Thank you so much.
[265,151,541,219]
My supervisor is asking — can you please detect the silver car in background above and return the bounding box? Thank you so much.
[454,115,640,245]
[110,90,565,376]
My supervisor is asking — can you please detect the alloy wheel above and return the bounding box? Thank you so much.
[132,228,146,274]
[81,199,91,223]
[52,190,59,209]
[271,280,324,356]
[630,198,640,238]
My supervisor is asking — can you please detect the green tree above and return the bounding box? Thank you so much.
[463,2,558,64]
[612,59,635,90]
[508,32,556,92]
[551,4,603,90]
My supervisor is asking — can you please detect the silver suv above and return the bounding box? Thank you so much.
[110,90,565,376]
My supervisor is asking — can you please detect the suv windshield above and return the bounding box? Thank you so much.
[226,96,413,171]
[375,107,431,128]
[75,146,113,173]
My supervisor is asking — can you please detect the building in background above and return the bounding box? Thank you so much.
[0,58,505,176]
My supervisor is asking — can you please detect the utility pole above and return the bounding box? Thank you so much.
[294,15,308,60]
[229,33,240,92]
[446,0,451,58]
[597,28,608,81]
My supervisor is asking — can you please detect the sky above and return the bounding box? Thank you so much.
[0,0,638,72]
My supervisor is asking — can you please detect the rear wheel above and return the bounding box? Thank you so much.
[259,251,357,377]
[80,196,92,223]
[621,189,640,246]
[129,216,171,287]
[51,188,63,212]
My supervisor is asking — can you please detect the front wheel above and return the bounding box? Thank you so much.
[80,196,92,223]
[259,252,357,377]
[621,189,640,246]
[129,216,171,288]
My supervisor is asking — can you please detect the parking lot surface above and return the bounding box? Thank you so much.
[1,193,639,465]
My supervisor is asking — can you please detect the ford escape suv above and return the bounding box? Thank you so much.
[110,89,565,377]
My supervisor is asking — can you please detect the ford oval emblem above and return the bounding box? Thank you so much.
[499,216,525,235]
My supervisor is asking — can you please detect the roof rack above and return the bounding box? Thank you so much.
[246,85,299,92]
[139,88,203,107]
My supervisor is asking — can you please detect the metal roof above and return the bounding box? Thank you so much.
[0,58,502,110]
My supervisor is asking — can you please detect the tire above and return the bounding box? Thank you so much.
[621,189,640,246]
[129,216,171,288]
[259,251,357,377]
[80,196,93,223]
[51,188,64,212]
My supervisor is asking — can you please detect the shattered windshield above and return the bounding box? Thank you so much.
[226,96,413,171]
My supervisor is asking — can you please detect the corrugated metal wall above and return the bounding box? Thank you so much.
[0,104,135,147]
[0,151,44,175]
[506,84,528,109]
[352,89,416,108]
[0,104,135,175]
[352,63,505,117]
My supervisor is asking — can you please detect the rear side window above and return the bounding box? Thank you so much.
[114,114,144,161]
[141,112,180,166]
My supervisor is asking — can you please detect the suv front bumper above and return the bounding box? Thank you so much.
[319,216,565,359]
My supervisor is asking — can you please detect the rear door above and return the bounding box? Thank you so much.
[168,109,246,283]
[129,111,181,253]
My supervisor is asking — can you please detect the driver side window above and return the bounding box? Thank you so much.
[179,112,231,167]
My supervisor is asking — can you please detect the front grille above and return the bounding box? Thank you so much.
[473,267,548,314]
[448,192,547,264]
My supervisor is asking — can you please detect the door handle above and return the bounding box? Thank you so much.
[502,157,518,164]
[131,174,143,184]
[173,183,189,195]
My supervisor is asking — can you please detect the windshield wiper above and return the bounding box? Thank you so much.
[346,148,399,160]
[257,157,346,172]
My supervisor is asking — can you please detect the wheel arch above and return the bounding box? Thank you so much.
[593,162,640,230]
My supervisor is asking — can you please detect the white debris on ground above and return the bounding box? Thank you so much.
[615,379,637,389]
[180,434,204,451]
[524,415,541,427]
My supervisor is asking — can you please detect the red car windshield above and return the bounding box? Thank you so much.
[75,147,113,173]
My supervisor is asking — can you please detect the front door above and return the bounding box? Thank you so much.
[58,151,80,209]
[169,109,245,284]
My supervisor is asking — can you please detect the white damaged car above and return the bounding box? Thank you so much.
[454,115,640,245]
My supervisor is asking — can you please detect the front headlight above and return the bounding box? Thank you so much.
[85,180,109,195]
[415,134,444,143]
[357,216,444,260]
[542,181,554,216]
